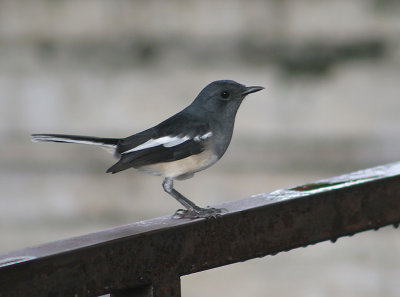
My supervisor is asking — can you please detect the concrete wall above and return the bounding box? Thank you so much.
[1,1,400,296]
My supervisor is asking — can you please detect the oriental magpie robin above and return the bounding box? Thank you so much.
[32,80,264,218]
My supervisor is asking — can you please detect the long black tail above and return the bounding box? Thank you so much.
[31,134,119,148]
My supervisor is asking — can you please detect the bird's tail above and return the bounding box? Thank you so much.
[31,134,119,151]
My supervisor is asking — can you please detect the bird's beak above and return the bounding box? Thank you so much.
[242,85,264,96]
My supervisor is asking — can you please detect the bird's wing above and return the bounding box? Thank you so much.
[107,113,212,173]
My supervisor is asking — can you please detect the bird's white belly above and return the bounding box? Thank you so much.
[137,150,218,178]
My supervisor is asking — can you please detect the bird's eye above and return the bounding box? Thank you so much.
[221,90,230,99]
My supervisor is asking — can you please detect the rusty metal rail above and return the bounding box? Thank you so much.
[1,162,400,297]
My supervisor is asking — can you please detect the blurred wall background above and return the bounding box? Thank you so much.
[1,0,400,296]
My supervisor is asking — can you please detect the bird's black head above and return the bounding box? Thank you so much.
[190,80,264,117]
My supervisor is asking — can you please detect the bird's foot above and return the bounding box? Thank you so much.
[172,207,227,219]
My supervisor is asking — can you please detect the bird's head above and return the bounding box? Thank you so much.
[190,80,264,116]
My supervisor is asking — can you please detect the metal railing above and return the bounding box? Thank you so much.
[1,162,400,297]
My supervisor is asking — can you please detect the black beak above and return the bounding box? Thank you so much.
[242,85,264,96]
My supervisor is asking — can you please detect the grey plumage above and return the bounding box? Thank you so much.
[32,80,264,218]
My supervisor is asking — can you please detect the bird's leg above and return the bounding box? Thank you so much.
[162,177,223,219]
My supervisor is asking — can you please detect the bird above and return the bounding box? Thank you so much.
[32,80,264,218]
